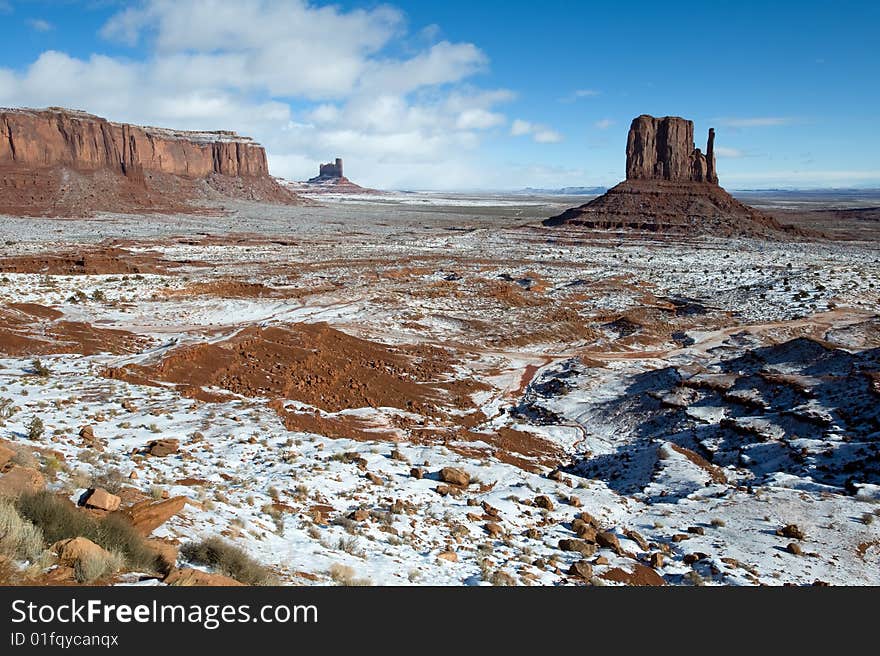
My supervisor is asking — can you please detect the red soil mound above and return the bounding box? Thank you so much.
[104,322,485,414]
[0,303,144,356]
[0,247,171,275]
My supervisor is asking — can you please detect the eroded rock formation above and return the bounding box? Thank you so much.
[544,114,790,237]
[0,107,298,216]
[298,156,376,194]
[309,158,344,182]
[625,115,717,184]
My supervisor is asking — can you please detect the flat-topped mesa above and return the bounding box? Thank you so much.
[0,107,269,179]
[0,106,298,216]
[625,115,718,184]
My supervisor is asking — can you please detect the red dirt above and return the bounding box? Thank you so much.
[269,401,391,441]
[104,322,485,414]
[0,247,172,275]
[0,303,144,356]
[600,564,666,586]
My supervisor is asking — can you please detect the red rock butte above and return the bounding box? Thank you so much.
[544,114,789,237]
[0,106,298,216]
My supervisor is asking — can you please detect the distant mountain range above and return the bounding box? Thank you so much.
[514,186,607,196]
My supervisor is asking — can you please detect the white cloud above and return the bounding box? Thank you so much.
[594,118,615,130]
[715,117,794,127]
[455,108,506,130]
[511,118,562,143]
[0,0,523,189]
[574,89,601,98]
[533,129,562,144]
[27,19,54,32]
[510,119,533,136]
[715,146,744,158]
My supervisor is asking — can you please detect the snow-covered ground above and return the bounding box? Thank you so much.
[0,193,878,585]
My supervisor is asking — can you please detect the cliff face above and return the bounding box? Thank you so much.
[545,114,792,237]
[625,115,717,184]
[0,107,296,217]
[0,107,269,179]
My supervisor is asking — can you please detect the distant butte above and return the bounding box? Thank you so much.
[300,157,377,194]
[544,114,792,237]
[0,106,299,217]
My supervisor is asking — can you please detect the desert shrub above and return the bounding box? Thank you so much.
[0,500,45,561]
[74,548,124,584]
[90,468,126,495]
[26,417,44,441]
[95,514,161,573]
[15,492,159,573]
[30,359,51,377]
[180,536,275,585]
[16,492,94,544]
[327,563,372,586]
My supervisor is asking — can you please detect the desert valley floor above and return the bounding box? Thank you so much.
[1,190,879,586]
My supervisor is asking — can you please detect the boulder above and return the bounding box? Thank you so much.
[124,496,187,536]
[568,560,593,579]
[82,487,121,512]
[0,443,14,469]
[440,467,470,487]
[164,568,245,586]
[596,531,622,554]
[558,539,598,557]
[51,537,112,567]
[534,495,554,511]
[147,439,179,457]
[437,551,458,563]
[0,466,45,497]
[601,564,666,586]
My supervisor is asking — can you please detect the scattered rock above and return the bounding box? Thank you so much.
[558,539,598,557]
[649,552,665,569]
[440,467,470,487]
[671,533,690,543]
[568,496,582,508]
[687,526,705,536]
[485,522,504,538]
[624,529,649,551]
[82,487,121,512]
[596,531,622,554]
[365,472,383,485]
[568,560,593,579]
[390,449,409,463]
[350,509,370,522]
[410,467,424,479]
[601,564,666,586]
[0,466,46,497]
[124,496,187,536]
[779,524,806,540]
[524,528,541,540]
[51,537,112,567]
[573,522,598,542]
[534,495,554,511]
[164,568,244,586]
[147,439,179,457]
[0,444,14,469]
[594,556,609,565]
[437,551,458,563]
[787,542,803,556]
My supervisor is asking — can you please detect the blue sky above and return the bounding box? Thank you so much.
[1,0,877,189]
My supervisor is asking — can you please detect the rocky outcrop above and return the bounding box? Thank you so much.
[309,158,344,182]
[626,115,717,184]
[296,156,377,194]
[0,106,299,216]
[544,114,792,237]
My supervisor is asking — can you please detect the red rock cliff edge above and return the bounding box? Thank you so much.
[0,107,298,216]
